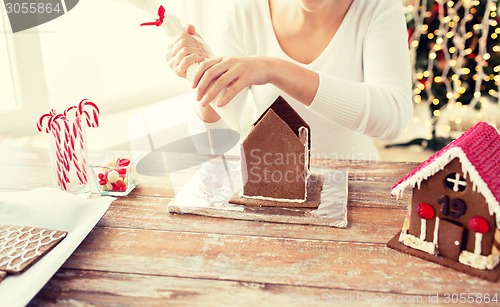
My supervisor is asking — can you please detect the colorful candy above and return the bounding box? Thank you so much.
[97,158,130,192]
[107,170,120,183]
[417,202,435,220]
[469,216,490,234]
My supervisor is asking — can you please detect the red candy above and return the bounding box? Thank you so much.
[113,181,127,192]
[469,216,490,234]
[117,168,127,175]
[417,203,434,220]
[97,157,130,192]
[116,158,130,167]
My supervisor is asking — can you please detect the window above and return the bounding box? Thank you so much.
[0,4,48,134]
[35,0,190,113]
[0,0,233,134]
[35,0,232,113]
[0,23,17,113]
[444,172,467,192]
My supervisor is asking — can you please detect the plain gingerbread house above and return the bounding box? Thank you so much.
[240,96,310,202]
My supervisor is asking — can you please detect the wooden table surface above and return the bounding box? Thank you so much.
[1,147,498,306]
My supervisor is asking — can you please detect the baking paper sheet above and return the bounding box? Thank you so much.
[0,188,115,306]
[168,157,348,227]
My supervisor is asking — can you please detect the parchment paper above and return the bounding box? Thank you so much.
[0,188,115,306]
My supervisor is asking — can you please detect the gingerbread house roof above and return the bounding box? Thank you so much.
[254,96,310,141]
[391,122,500,227]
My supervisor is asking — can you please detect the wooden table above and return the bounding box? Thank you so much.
[1,147,498,306]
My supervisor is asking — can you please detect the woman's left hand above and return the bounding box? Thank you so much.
[192,56,272,107]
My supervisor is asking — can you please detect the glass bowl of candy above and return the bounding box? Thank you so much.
[89,152,143,196]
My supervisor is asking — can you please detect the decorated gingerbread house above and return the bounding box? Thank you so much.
[229,96,323,208]
[388,122,500,281]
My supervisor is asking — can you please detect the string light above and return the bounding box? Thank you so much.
[406,0,498,137]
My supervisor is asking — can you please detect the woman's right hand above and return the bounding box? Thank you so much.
[166,25,209,80]
[166,25,221,123]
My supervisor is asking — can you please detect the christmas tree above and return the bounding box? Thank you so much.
[396,0,499,151]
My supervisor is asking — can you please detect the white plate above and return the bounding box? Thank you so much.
[0,188,115,306]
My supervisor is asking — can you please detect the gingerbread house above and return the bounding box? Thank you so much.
[242,96,310,201]
[229,96,323,208]
[388,122,500,281]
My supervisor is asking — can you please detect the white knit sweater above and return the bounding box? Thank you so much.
[194,0,412,161]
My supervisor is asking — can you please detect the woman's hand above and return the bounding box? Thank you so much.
[165,25,221,123]
[193,56,272,107]
[166,25,209,79]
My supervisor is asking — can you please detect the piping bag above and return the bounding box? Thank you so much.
[141,5,243,137]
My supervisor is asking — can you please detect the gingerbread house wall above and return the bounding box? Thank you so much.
[409,158,497,258]
[494,228,500,256]
[241,109,308,201]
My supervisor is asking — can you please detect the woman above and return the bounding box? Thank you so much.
[167,0,412,160]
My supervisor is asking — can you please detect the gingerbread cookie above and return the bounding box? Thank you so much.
[0,224,67,274]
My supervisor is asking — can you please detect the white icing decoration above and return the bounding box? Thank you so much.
[433,217,440,246]
[398,216,410,242]
[0,225,66,272]
[242,194,305,203]
[474,232,483,255]
[391,147,500,228]
[401,233,436,255]
[398,230,407,242]
[458,250,500,270]
[420,219,427,240]
[300,126,310,201]
[446,173,467,192]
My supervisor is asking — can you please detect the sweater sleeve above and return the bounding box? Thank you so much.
[308,0,413,141]
[189,2,248,134]
[190,0,250,133]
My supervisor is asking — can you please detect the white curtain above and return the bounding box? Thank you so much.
[0,21,17,113]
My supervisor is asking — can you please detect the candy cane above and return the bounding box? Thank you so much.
[73,155,87,184]
[74,120,88,185]
[49,113,71,167]
[36,109,57,133]
[37,111,66,188]
[55,116,71,176]
[78,99,100,128]
[64,106,87,184]
[76,99,100,181]
[38,99,100,190]
[49,115,70,190]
